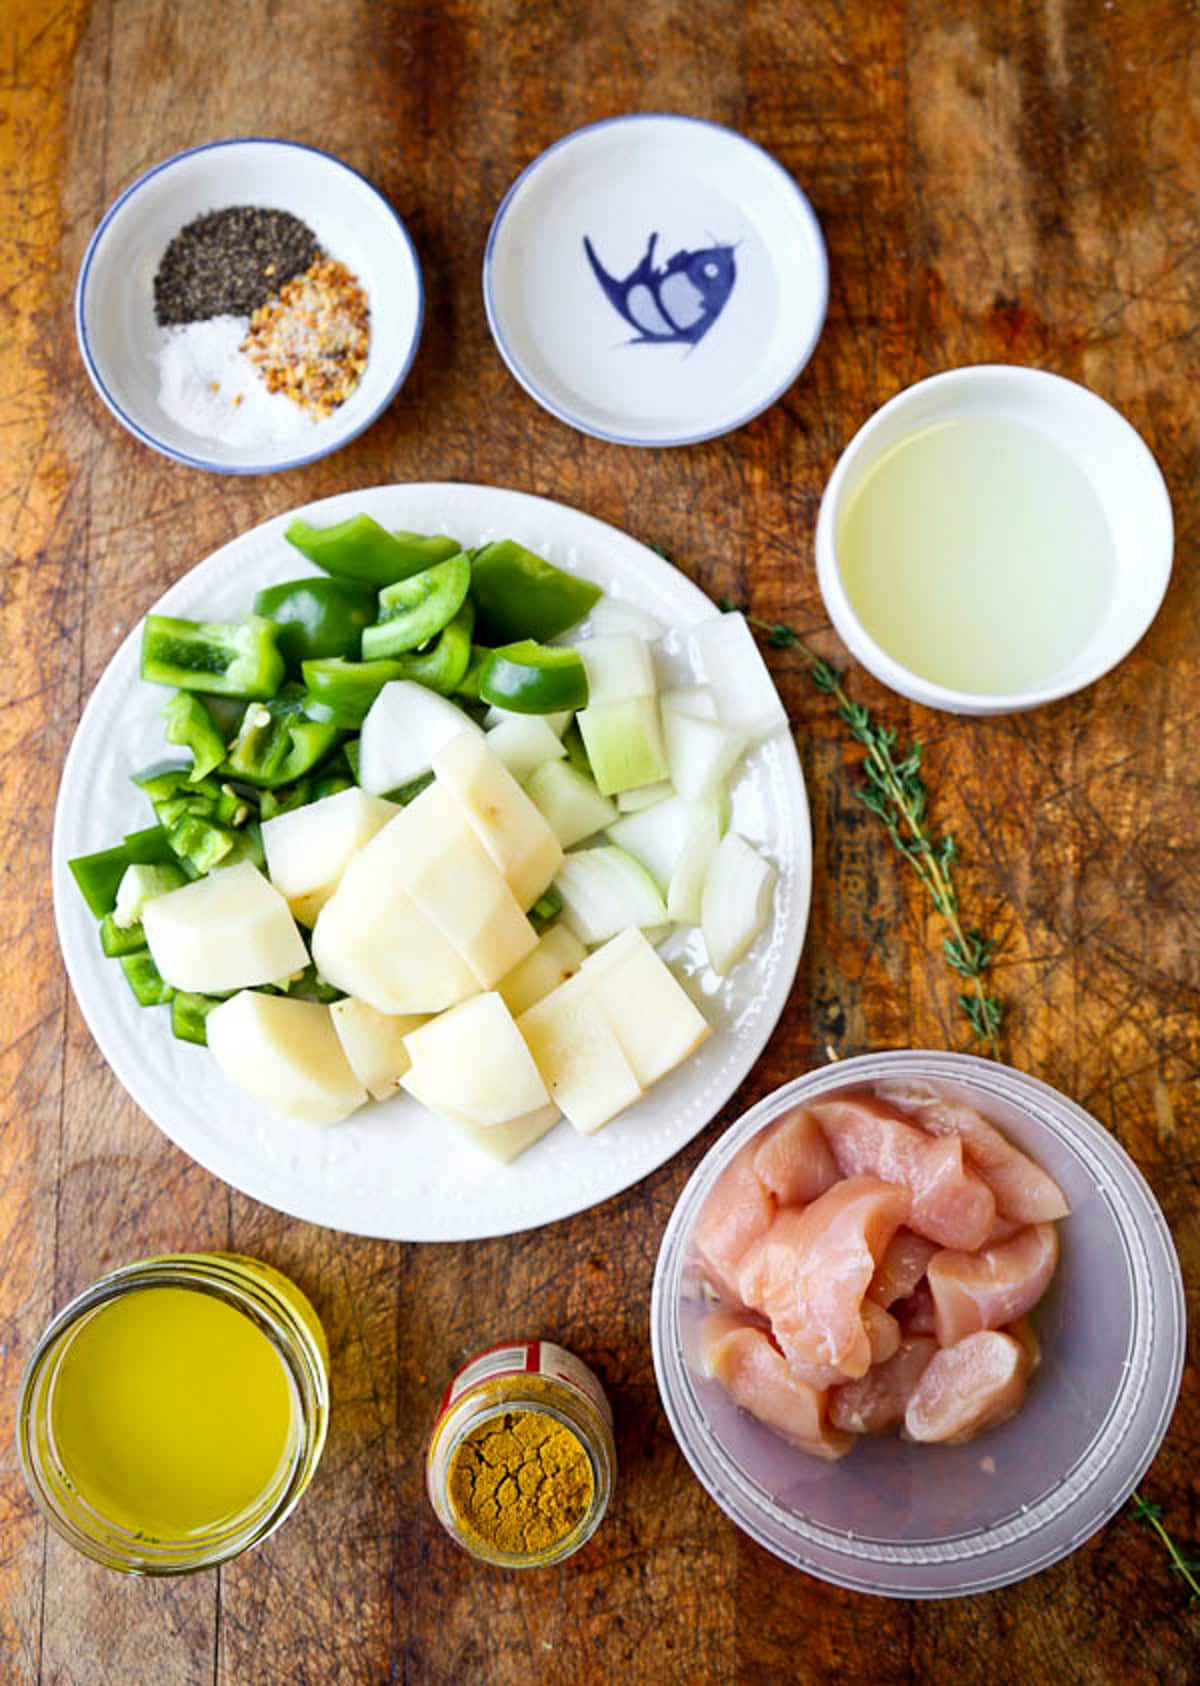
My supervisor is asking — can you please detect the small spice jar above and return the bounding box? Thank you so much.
[427,1340,616,1568]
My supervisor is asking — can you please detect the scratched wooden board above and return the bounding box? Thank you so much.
[0,0,1195,1681]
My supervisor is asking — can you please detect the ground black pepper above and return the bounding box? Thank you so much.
[153,207,322,326]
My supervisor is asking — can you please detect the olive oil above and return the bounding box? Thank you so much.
[836,416,1115,694]
[50,1283,298,1540]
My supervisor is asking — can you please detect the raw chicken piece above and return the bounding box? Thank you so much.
[904,1331,1031,1443]
[809,1093,995,1250]
[927,1223,1059,1346]
[699,1314,854,1461]
[829,1337,937,1435]
[862,1299,901,1365]
[1006,1314,1042,1371]
[895,1279,937,1336]
[983,1214,1025,1245]
[737,1177,910,1380]
[867,1229,938,1307]
[751,1108,839,1206]
[875,1079,1069,1224]
[693,1140,776,1304]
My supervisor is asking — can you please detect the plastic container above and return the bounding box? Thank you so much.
[650,1051,1186,1598]
[17,1253,329,1574]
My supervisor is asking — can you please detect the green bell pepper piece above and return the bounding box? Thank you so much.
[273,963,343,1004]
[529,889,563,934]
[285,515,462,587]
[214,783,255,828]
[479,640,589,714]
[455,645,490,701]
[561,721,592,776]
[470,541,601,644]
[166,814,238,874]
[302,658,406,728]
[99,915,148,958]
[259,781,313,821]
[312,771,354,801]
[133,764,217,803]
[369,599,475,696]
[119,952,175,1007]
[360,553,471,660]
[171,992,222,1046]
[225,698,295,784]
[69,825,180,918]
[161,692,227,783]
[253,576,376,669]
[141,615,285,699]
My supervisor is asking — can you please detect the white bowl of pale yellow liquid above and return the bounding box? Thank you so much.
[815,366,1173,715]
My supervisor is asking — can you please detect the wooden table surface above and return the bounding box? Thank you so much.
[2,1,1197,1680]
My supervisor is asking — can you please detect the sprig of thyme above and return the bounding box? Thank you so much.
[721,602,1002,1056]
[719,594,1198,1609]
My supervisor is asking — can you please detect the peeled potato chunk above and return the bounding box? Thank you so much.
[518,983,643,1134]
[143,860,308,994]
[432,730,562,910]
[401,993,550,1127]
[207,991,367,1125]
[330,998,426,1102]
[579,928,710,1086]
[261,787,398,919]
[495,924,587,1017]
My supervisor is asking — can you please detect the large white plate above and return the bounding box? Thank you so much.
[52,485,811,1240]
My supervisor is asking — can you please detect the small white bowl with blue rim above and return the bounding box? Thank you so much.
[483,113,828,447]
[76,138,423,475]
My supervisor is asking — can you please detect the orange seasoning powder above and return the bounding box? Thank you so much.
[241,256,369,418]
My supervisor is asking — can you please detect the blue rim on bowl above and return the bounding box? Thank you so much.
[75,137,424,476]
[482,113,829,447]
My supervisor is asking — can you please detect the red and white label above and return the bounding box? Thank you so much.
[439,1339,612,1426]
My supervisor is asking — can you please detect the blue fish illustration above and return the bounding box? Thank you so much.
[583,232,737,346]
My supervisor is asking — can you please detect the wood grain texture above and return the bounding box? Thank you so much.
[0,0,1196,1681]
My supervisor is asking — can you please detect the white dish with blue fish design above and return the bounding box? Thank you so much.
[484,114,828,447]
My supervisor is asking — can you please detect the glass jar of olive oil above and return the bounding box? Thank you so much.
[17,1252,329,1575]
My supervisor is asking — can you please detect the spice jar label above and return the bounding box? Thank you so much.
[442,1340,612,1425]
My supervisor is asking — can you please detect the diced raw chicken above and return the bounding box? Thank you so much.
[1005,1314,1042,1372]
[809,1093,995,1250]
[875,1079,1070,1224]
[736,1177,910,1380]
[751,1108,839,1206]
[699,1314,854,1461]
[862,1299,901,1365]
[829,1337,937,1435]
[895,1279,937,1336]
[867,1229,938,1308]
[693,1141,776,1304]
[983,1214,1025,1245]
[904,1330,1031,1444]
[927,1223,1059,1346]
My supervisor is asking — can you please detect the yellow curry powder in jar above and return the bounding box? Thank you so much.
[427,1341,616,1568]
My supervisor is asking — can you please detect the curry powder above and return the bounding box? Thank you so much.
[446,1405,594,1558]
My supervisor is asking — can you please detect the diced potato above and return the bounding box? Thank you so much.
[518,984,643,1134]
[401,1073,561,1163]
[401,993,550,1126]
[262,787,398,917]
[363,785,537,987]
[207,991,367,1125]
[495,925,587,1017]
[142,860,308,993]
[432,731,562,910]
[525,760,617,848]
[579,929,710,1086]
[330,998,426,1101]
[312,852,478,1014]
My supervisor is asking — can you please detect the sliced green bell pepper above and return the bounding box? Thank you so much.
[259,781,313,821]
[223,685,341,789]
[99,915,148,958]
[302,658,406,728]
[479,640,588,714]
[373,599,475,696]
[285,515,462,587]
[167,814,239,874]
[141,615,285,700]
[161,692,227,783]
[273,963,343,1004]
[360,553,471,660]
[253,576,376,669]
[171,992,222,1046]
[69,825,181,918]
[470,541,601,644]
[529,889,563,933]
[119,952,175,1007]
[455,645,490,701]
